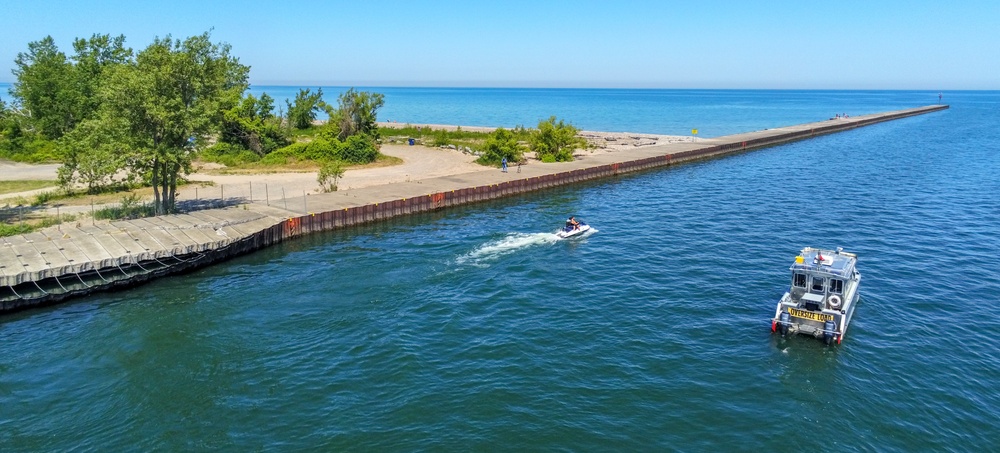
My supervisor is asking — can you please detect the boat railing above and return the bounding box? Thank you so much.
[790,264,851,277]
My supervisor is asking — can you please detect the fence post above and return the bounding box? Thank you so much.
[249,181,253,203]
[282,188,287,210]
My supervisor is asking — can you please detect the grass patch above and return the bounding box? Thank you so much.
[6,180,213,208]
[378,124,533,155]
[196,160,320,175]
[0,180,58,195]
[0,223,32,237]
[93,193,156,220]
[0,210,78,237]
[195,153,402,175]
[368,154,404,167]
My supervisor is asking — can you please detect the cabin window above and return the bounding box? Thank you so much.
[811,276,826,292]
[793,273,807,288]
[830,279,844,294]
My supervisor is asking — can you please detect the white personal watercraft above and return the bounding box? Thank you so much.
[556,222,591,239]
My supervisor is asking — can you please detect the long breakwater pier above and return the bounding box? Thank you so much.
[1,105,947,312]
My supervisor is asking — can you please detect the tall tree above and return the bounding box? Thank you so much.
[69,34,132,125]
[98,32,249,214]
[332,88,384,140]
[286,88,325,130]
[57,113,135,192]
[11,36,75,139]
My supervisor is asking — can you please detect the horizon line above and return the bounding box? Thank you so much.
[0,80,991,92]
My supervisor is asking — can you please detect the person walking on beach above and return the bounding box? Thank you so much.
[501,157,508,173]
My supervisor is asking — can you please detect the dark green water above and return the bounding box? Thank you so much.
[2,92,999,451]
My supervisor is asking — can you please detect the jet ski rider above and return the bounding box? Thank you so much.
[566,216,581,231]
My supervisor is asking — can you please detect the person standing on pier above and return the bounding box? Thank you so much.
[501,157,508,173]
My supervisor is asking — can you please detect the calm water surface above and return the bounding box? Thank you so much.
[1,90,998,451]
[249,86,946,137]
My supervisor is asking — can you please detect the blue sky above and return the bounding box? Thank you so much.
[1,0,997,89]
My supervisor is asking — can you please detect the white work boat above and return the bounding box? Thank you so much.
[772,247,861,345]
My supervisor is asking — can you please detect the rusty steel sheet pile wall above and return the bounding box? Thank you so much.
[273,106,950,240]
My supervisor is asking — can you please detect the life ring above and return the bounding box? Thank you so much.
[828,295,842,310]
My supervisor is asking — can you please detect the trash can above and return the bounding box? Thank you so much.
[408,138,415,146]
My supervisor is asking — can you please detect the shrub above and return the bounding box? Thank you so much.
[261,142,309,165]
[261,134,378,166]
[317,160,345,192]
[31,190,58,206]
[0,134,62,163]
[340,134,379,164]
[305,138,342,162]
[200,143,261,167]
[432,129,450,147]
[476,127,524,166]
[531,116,583,162]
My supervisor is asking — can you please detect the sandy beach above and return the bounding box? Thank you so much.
[1,125,697,207]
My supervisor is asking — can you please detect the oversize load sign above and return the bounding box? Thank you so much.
[788,307,834,322]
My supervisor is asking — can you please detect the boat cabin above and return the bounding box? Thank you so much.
[788,248,857,311]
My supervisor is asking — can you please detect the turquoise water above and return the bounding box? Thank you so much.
[2,89,999,451]
[249,86,946,137]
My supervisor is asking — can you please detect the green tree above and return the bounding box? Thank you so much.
[6,34,131,161]
[0,97,12,138]
[530,116,584,162]
[57,114,135,192]
[0,95,60,163]
[0,97,14,154]
[95,32,249,214]
[286,88,325,130]
[11,36,75,139]
[220,92,289,155]
[477,127,524,166]
[331,88,384,140]
[69,34,132,125]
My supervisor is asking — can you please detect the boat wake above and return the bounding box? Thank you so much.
[457,232,560,266]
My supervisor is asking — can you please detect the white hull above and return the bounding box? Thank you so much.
[556,223,591,239]
[771,247,861,345]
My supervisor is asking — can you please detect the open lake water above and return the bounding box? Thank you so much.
[2,88,998,451]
